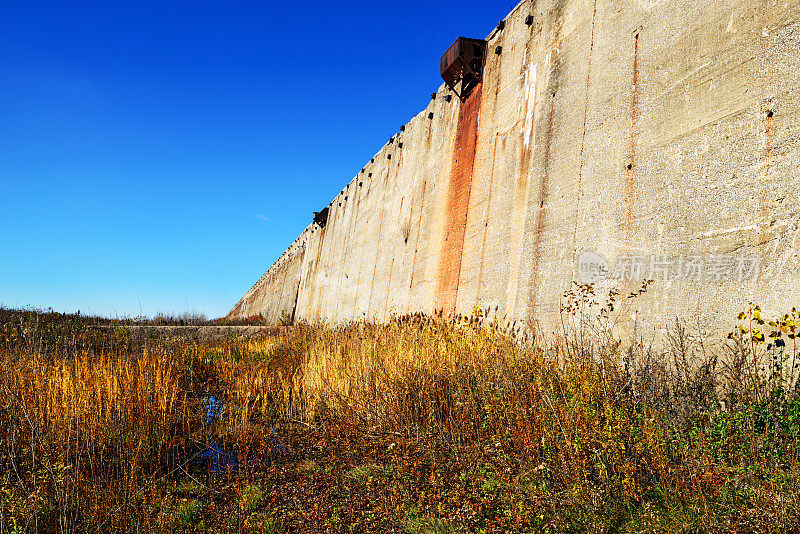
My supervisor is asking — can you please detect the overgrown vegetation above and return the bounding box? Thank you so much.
[2,290,800,532]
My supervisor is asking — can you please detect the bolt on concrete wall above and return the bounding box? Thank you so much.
[229,0,800,340]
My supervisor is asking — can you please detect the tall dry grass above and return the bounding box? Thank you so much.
[2,295,800,531]
[217,296,800,531]
[1,335,188,530]
[0,315,285,532]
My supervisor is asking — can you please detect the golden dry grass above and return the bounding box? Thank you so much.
[1,302,800,532]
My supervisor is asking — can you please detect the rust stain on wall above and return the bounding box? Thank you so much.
[624,33,640,240]
[435,83,483,317]
[759,111,775,289]
[762,112,775,223]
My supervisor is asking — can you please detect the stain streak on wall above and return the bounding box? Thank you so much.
[407,181,427,305]
[571,0,598,268]
[435,83,483,317]
[475,133,501,306]
[625,33,640,240]
[527,92,555,326]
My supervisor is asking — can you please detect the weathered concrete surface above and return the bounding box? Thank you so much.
[229,235,306,323]
[230,0,800,338]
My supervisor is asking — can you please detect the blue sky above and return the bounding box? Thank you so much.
[1,1,518,319]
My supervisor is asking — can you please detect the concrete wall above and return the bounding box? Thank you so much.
[228,232,308,323]
[230,0,800,338]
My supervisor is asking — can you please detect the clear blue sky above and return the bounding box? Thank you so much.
[1,1,518,319]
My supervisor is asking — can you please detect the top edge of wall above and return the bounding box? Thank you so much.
[234,0,529,307]
[239,224,314,298]
[351,0,529,187]
[492,0,533,36]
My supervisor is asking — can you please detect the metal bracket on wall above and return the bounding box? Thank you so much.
[440,36,487,101]
[313,207,329,228]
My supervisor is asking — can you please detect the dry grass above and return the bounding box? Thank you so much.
[2,296,800,532]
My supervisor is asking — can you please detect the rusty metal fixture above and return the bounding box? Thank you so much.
[313,207,329,228]
[525,15,534,26]
[440,37,486,100]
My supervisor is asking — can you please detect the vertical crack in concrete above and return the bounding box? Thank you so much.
[434,83,483,317]
[527,91,556,327]
[507,50,539,320]
[570,0,598,272]
[366,210,385,319]
[331,224,351,321]
[382,197,404,318]
[407,181,427,314]
[367,168,391,318]
[476,132,500,308]
[384,257,395,318]
[310,226,327,321]
[290,246,305,323]
[353,218,368,317]
[276,260,289,319]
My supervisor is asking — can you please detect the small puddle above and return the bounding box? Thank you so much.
[188,396,287,472]
[203,395,227,425]
[265,424,288,456]
[195,442,237,471]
